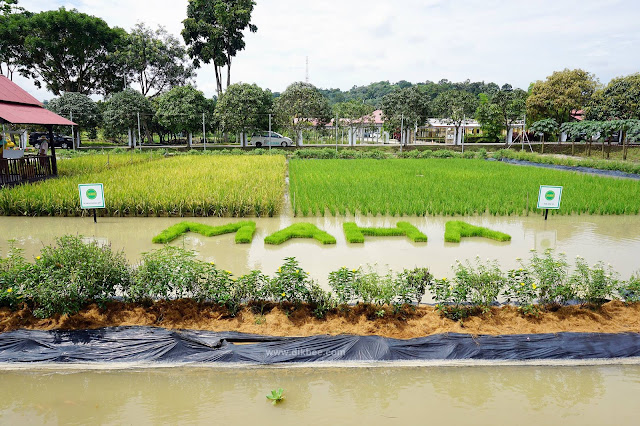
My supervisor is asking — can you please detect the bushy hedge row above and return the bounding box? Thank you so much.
[0,236,430,319]
[1,237,639,321]
[433,250,640,319]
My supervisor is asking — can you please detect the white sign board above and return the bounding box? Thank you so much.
[78,183,105,209]
[537,185,562,210]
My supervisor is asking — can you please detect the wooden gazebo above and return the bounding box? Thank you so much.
[0,76,76,187]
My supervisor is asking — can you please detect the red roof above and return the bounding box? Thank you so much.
[0,76,76,126]
[0,103,76,125]
[0,75,42,106]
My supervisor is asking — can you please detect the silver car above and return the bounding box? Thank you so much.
[249,131,293,147]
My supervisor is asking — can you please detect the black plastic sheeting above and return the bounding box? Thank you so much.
[499,158,640,180]
[1,327,640,364]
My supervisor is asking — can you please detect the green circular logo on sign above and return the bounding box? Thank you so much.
[545,190,555,201]
[86,188,98,200]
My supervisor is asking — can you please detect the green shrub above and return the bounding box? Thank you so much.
[23,236,131,318]
[328,266,359,305]
[396,267,433,305]
[0,241,28,309]
[504,267,539,316]
[268,257,315,305]
[570,258,618,307]
[619,271,640,302]
[125,246,206,302]
[430,257,504,319]
[264,223,336,245]
[528,249,574,306]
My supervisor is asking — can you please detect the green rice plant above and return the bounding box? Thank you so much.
[288,158,640,216]
[444,221,511,243]
[152,221,256,244]
[343,222,427,243]
[264,223,336,245]
[0,155,286,217]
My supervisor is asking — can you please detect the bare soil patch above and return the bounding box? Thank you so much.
[2,301,640,338]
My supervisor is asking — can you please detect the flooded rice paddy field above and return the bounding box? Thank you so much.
[1,214,639,284]
[0,365,639,425]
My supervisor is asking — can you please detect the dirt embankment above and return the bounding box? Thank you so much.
[1,301,639,339]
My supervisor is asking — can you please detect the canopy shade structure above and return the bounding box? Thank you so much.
[0,76,76,126]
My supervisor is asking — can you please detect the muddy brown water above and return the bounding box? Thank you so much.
[0,365,639,425]
[0,215,639,286]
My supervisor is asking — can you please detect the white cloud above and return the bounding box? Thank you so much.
[14,0,640,100]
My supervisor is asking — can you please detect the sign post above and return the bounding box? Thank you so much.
[78,183,105,223]
[537,185,562,220]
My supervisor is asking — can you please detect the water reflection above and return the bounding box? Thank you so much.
[0,365,636,425]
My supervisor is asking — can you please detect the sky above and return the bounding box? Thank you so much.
[13,0,640,101]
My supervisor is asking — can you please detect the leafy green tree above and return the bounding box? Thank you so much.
[333,100,375,145]
[474,93,501,142]
[102,89,154,142]
[182,0,257,95]
[18,8,126,95]
[587,73,640,121]
[433,90,477,145]
[214,83,272,146]
[526,69,598,123]
[0,10,30,80]
[529,118,559,142]
[476,85,527,144]
[155,85,210,145]
[381,86,430,144]
[274,82,331,146]
[119,23,195,98]
[587,74,640,160]
[47,92,101,146]
[0,0,19,15]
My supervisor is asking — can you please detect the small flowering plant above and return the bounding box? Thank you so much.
[570,258,618,307]
[270,257,313,304]
[429,277,472,320]
[504,267,539,316]
[328,266,360,305]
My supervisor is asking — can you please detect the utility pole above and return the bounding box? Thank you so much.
[202,112,206,151]
[70,110,75,150]
[305,56,309,83]
[137,112,142,151]
[268,113,272,151]
[400,114,404,152]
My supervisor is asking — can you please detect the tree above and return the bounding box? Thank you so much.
[586,74,640,160]
[433,90,477,145]
[119,23,196,98]
[214,83,272,146]
[19,8,126,95]
[0,0,19,15]
[0,10,30,80]
[476,86,527,144]
[381,86,430,145]
[529,118,559,153]
[47,92,101,146]
[527,69,598,124]
[333,100,375,145]
[274,82,331,146]
[155,85,211,145]
[182,0,257,95]
[587,73,640,121]
[103,89,154,143]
